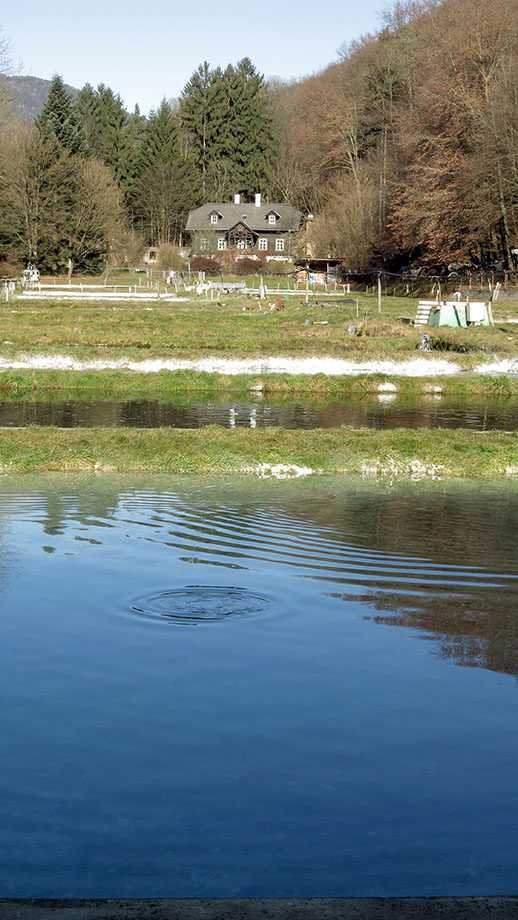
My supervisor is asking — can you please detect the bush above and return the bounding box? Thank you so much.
[265,259,292,276]
[234,257,261,276]
[0,258,23,279]
[158,243,184,272]
[110,231,147,267]
[190,255,222,273]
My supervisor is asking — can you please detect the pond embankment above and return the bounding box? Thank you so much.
[1,426,517,478]
[1,292,517,476]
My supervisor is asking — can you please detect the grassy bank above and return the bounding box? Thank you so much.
[1,368,518,401]
[1,426,516,477]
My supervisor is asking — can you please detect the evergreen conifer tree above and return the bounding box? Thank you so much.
[95,84,128,184]
[222,58,275,198]
[77,83,141,196]
[133,99,200,244]
[141,99,180,168]
[120,104,147,204]
[76,83,102,153]
[180,59,276,201]
[37,74,87,156]
[179,62,228,196]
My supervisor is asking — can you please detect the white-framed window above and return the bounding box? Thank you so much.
[268,214,276,224]
[275,238,285,252]
[258,238,268,251]
[211,213,218,224]
[218,238,227,251]
[199,238,208,251]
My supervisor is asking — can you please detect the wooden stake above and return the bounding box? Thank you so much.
[377,275,382,313]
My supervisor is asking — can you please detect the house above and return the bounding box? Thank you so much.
[143,247,159,265]
[185,194,303,261]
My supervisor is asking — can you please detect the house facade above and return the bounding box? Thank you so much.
[185,194,303,260]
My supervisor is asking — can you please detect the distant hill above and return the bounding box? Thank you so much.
[5,75,78,121]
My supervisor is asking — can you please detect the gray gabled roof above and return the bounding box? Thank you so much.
[185,202,302,233]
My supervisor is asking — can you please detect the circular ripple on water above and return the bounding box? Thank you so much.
[131,585,270,625]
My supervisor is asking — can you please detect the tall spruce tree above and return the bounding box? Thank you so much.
[134,99,200,244]
[179,59,276,201]
[37,74,87,156]
[95,84,128,185]
[120,104,147,205]
[77,83,143,197]
[76,83,102,153]
[179,62,228,196]
[221,58,275,197]
[142,99,181,168]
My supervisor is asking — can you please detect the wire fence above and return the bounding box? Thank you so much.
[5,265,518,301]
[343,268,518,298]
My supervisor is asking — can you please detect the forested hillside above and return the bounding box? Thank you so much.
[276,0,518,272]
[5,75,78,121]
[0,0,517,274]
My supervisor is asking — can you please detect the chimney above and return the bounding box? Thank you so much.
[255,193,261,207]
[234,193,241,204]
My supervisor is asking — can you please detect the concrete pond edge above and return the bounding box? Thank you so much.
[1,898,518,920]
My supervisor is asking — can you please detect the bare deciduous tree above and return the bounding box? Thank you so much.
[71,157,123,264]
[0,122,76,267]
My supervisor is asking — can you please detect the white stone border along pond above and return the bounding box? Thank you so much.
[1,354,517,375]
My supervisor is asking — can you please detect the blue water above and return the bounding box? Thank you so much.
[1,474,518,898]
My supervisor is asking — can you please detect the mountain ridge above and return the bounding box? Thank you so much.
[5,74,78,121]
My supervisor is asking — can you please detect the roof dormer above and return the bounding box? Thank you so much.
[210,210,223,225]
[266,210,281,225]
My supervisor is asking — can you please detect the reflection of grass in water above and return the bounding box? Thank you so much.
[0,425,516,476]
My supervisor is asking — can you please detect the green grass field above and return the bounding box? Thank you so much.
[6,290,518,365]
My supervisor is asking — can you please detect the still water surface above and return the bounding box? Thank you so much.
[1,474,518,898]
[2,397,518,429]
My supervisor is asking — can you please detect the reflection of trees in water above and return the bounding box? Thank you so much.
[200,483,518,680]
[0,534,19,601]
[305,486,518,571]
[285,484,518,680]
[38,488,121,537]
[329,585,518,679]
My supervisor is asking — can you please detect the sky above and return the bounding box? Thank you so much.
[2,0,386,114]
